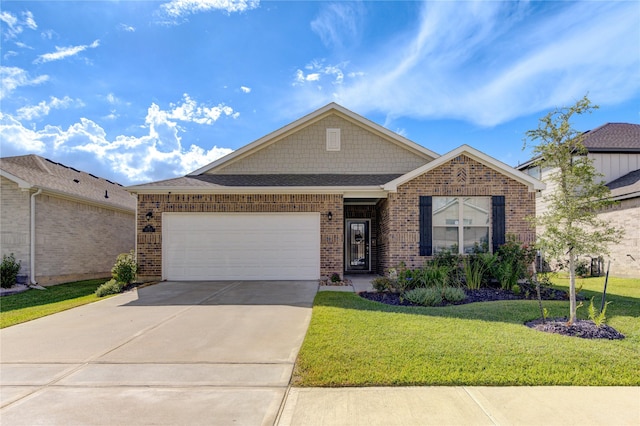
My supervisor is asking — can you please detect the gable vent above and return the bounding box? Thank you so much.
[326,128,341,151]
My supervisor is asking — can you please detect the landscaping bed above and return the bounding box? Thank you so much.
[359,286,568,306]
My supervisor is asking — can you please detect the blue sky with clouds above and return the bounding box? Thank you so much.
[1,0,638,185]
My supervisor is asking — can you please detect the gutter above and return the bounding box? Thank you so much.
[30,188,42,285]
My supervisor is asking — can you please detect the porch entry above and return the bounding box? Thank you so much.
[345,219,370,272]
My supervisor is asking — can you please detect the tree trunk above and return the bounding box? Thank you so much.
[568,251,577,325]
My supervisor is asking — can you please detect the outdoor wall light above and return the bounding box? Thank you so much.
[146,211,153,221]
[327,211,333,221]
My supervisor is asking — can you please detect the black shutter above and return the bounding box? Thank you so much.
[419,196,432,256]
[492,195,506,253]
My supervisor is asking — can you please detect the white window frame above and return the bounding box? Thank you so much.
[433,197,491,254]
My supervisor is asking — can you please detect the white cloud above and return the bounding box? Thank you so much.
[311,2,365,49]
[0,10,37,39]
[159,0,259,19]
[0,66,49,99]
[34,39,100,64]
[240,86,251,93]
[118,23,135,32]
[293,60,359,87]
[294,1,640,127]
[0,97,237,184]
[16,96,84,120]
[164,93,240,124]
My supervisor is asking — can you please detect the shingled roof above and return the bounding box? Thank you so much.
[0,155,135,212]
[581,123,640,152]
[607,169,640,199]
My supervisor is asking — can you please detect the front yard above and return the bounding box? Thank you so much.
[293,276,640,386]
[0,279,110,328]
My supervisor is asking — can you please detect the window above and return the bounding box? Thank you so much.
[420,196,505,256]
[432,197,490,254]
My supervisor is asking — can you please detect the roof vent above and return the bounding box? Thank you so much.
[326,128,341,151]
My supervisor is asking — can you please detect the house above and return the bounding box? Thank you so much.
[518,123,640,278]
[128,103,544,282]
[0,155,136,285]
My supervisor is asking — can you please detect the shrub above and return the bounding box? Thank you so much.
[1,253,21,289]
[431,249,461,270]
[330,272,341,283]
[403,287,442,306]
[111,250,137,284]
[440,286,466,303]
[588,297,611,327]
[95,279,124,297]
[494,235,537,291]
[463,252,496,290]
[403,286,466,306]
[372,276,394,292]
[413,264,450,288]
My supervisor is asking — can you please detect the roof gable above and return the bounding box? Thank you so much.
[384,145,545,192]
[0,155,135,212]
[190,103,439,176]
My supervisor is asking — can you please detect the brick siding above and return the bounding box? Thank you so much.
[378,154,536,272]
[136,193,344,280]
[1,177,31,275]
[34,194,135,285]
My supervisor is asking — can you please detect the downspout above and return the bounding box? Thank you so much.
[30,188,42,285]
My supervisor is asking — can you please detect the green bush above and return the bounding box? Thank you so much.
[95,279,124,297]
[372,276,394,292]
[463,252,496,289]
[413,264,451,288]
[1,253,21,289]
[440,286,466,303]
[494,235,537,290]
[111,250,137,284]
[403,286,466,306]
[403,287,442,306]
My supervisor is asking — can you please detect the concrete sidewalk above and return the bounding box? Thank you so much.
[277,386,640,425]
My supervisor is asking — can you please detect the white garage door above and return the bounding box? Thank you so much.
[163,213,320,280]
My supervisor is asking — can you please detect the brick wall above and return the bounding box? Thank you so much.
[595,197,639,278]
[379,154,536,271]
[136,193,344,280]
[1,177,31,275]
[213,115,430,175]
[34,194,135,285]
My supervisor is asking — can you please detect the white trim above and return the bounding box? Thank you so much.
[384,145,546,192]
[128,185,389,197]
[0,169,33,189]
[188,103,439,176]
[30,188,42,285]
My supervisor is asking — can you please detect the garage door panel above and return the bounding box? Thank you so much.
[163,213,320,280]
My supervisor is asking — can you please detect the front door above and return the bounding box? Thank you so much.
[345,219,370,272]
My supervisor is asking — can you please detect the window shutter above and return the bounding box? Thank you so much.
[419,196,432,256]
[492,195,506,253]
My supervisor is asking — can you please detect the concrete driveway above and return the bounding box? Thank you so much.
[0,280,317,425]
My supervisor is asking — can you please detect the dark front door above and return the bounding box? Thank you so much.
[345,219,370,272]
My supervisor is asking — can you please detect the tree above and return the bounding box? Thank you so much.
[524,95,623,324]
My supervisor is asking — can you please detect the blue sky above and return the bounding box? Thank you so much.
[1,0,638,186]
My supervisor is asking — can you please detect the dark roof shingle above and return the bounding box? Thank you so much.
[581,123,640,152]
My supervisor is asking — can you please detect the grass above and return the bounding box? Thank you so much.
[293,275,640,386]
[0,278,110,328]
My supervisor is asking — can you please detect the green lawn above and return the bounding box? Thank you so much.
[293,275,640,386]
[0,278,110,328]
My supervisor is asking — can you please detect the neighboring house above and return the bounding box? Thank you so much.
[128,103,544,281]
[0,155,136,285]
[518,123,640,278]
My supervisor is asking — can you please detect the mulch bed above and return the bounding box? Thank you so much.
[359,286,569,307]
[359,287,624,340]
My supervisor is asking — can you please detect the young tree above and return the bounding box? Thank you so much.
[524,95,623,324]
